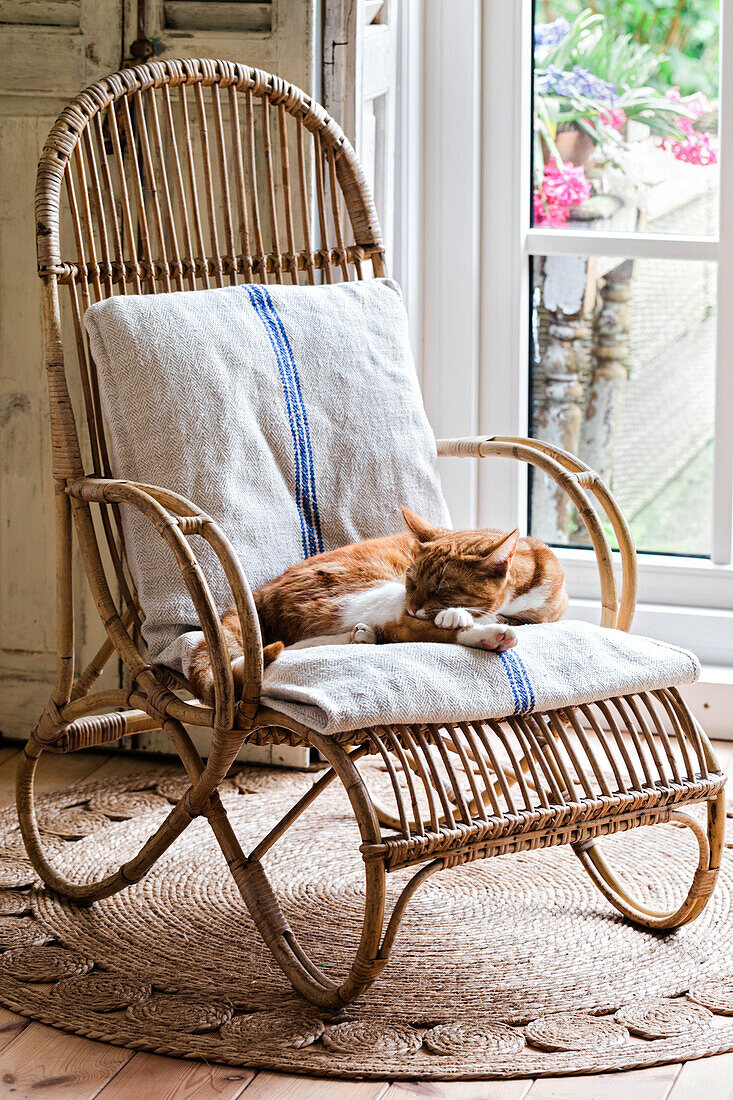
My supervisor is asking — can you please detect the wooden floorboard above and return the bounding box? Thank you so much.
[0,1007,30,1054]
[666,1051,733,1099]
[94,1051,255,1100]
[240,1074,389,1099]
[524,1062,681,1100]
[0,747,22,807]
[5,748,115,804]
[0,1020,133,1099]
[87,752,167,780]
[384,1079,533,1098]
[0,739,729,1099]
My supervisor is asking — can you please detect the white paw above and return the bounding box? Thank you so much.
[458,623,518,653]
[435,607,474,631]
[350,622,377,644]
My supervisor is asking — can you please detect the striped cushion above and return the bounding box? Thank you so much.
[85,279,449,672]
[259,620,701,735]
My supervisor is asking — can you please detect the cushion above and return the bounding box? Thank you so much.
[258,620,700,735]
[85,279,449,672]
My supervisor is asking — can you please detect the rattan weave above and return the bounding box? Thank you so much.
[24,56,726,1010]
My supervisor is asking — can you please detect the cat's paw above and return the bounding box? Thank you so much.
[435,607,474,631]
[350,622,377,644]
[458,623,518,653]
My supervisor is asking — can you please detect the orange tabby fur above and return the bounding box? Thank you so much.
[188,507,567,707]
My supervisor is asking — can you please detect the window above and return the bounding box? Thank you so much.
[418,0,733,678]
[529,3,720,559]
[529,252,717,557]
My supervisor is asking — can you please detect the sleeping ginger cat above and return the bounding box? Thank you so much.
[189,507,567,707]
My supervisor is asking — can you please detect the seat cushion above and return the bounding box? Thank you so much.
[85,279,449,671]
[259,620,700,735]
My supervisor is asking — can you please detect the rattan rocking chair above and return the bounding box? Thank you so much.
[23,58,726,1010]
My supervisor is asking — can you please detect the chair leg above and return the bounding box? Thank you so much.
[573,791,725,930]
[18,716,394,1008]
[16,738,196,904]
[206,728,389,1009]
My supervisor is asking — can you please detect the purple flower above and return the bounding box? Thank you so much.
[534,17,570,49]
[538,65,618,105]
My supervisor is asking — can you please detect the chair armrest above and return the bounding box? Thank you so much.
[67,476,263,730]
[436,435,637,630]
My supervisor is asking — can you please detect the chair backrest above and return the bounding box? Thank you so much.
[34,62,385,677]
[36,59,384,478]
[35,59,385,650]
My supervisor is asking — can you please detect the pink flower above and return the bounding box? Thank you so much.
[534,189,568,227]
[600,107,627,130]
[660,89,718,166]
[534,159,592,226]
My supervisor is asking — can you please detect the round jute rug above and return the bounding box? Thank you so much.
[0,763,733,1080]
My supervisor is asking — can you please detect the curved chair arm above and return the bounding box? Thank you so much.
[67,476,264,730]
[436,435,638,631]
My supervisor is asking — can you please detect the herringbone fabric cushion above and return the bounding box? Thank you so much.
[85,279,449,673]
[259,620,700,734]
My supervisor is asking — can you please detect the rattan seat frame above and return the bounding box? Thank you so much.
[23,58,726,1010]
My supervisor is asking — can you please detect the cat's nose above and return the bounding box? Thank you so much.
[409,602,420,616]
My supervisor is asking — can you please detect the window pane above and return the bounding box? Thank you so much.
[532,2,719,236]
[528,254,715,556]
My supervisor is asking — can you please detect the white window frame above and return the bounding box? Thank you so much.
[416,0,733,688]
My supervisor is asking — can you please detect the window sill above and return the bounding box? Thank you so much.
[558,548,733,611]
[568,596,733,666]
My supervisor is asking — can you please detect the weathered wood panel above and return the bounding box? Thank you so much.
[0,0,317,761]
[0,1,80,27]
[323,0,396,258]
[0,114,75,738]
[0,0,120,93]
[163,0,271,33]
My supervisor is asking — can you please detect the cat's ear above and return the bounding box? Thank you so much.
[482,529,519,572]
[402,506,441,543]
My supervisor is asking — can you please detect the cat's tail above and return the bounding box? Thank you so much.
[263,641,285,665]
[189,636,284,707]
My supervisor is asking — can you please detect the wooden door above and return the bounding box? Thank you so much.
[129,0,315,88]
[0,0,316,753]
[0,0,122,739]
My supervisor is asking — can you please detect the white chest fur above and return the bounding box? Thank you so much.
[339,580,407,630]
[499,580,553,618]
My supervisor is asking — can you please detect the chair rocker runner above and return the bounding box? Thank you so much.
[24,58,726,1009]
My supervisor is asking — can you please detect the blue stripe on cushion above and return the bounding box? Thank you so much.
[244,285,323,557]
[247,285,324,555]
[256,286,324,554]
[499,649,535,716]
[512,650,536,711]
[499,652,523,716]
[506,651,531,714]
[244,284,312,553]
[246,286,310,538]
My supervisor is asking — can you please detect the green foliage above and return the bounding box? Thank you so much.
[535,9,695,165]
[539,0,719,97]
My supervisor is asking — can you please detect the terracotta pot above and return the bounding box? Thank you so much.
[554,127,596,167]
